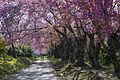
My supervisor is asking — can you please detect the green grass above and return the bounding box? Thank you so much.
[0,57,36,79]
[47,57,62,64]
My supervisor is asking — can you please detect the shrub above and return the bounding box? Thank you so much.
[0,38,8,62]
[7,46,34,57]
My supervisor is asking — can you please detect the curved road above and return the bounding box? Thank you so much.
[9,60,61,80]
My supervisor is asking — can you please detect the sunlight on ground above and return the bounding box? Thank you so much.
[9,60,61,80]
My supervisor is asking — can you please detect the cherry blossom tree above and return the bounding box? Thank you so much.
[0,0,120,78]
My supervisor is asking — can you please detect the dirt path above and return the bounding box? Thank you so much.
[9,60,61,80]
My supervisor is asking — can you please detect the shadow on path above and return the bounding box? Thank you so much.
[9,60,61,80]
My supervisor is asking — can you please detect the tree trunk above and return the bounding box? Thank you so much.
[108,48,120,78]
[75,36,85,67]
[88,34,101,69]
[11,43,16,58]
[107,34,120,78]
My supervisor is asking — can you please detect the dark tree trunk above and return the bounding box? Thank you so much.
[75,36,86,67]
[59,37,69,61]
[88,34,101,69]
[11,43,16,58]
[66,37,75,63]
[107,34,120,78]
[108,48,120,78]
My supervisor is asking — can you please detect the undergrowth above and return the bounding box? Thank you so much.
[0,56,37,79]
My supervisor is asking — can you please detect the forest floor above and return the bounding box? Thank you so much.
[49,58,120,80]
[8,60,61,80]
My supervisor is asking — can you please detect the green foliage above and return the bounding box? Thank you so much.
[0,58,24,79]
[7,46,34,57]
[0,38,7,58]
[99,47,111,66]
[17,57,32,65]
[0,57,34,79]
[0,39,36,79]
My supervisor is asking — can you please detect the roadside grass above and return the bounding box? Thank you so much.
[0,56,38,80]
[47,57,62,64]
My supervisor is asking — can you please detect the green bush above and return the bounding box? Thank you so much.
[0,57,33,79]
[7,46,34,57]
[0,38,8,62]
[0,58,24,78]
[99,47,111,66]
